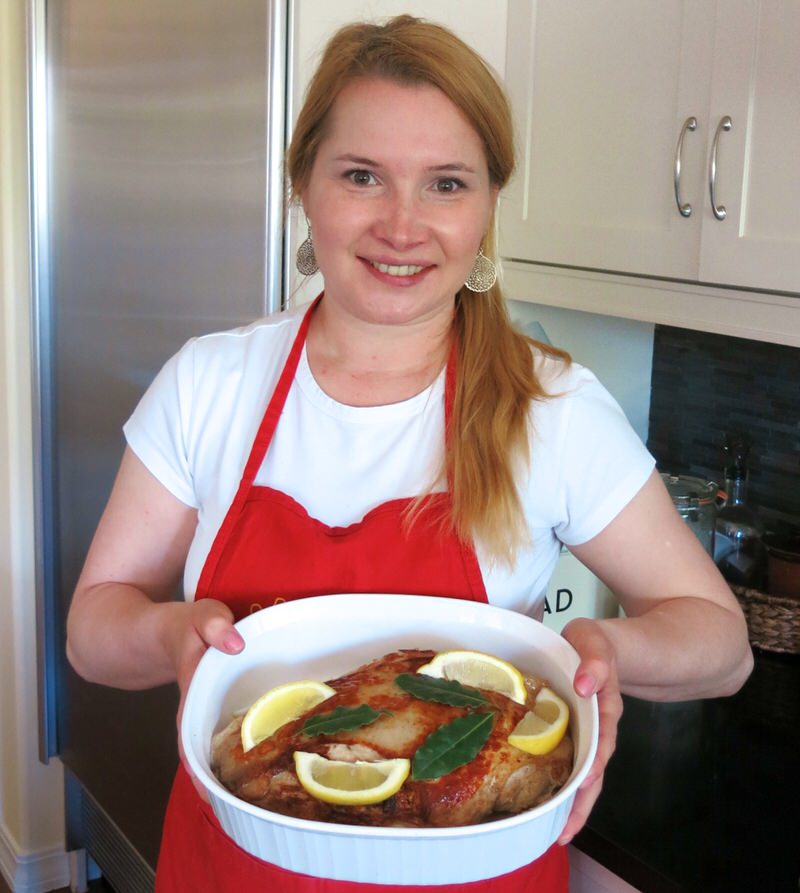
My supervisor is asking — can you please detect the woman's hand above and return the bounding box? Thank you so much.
[165,598,245,801]
[165,598,245,699]
[557,617,623,846]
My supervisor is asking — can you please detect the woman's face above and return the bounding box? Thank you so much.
[300,77,498,330]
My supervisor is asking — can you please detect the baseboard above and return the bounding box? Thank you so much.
[0,821,70,893]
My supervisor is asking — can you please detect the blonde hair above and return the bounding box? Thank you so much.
[287,16,570,566]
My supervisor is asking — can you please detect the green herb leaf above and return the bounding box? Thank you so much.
[412,712,495,781]
[301,704,391,737]
[395,673,489,708]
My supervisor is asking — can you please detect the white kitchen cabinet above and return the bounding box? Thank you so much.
[502,0,713,282]
[699,1,800,293]
[501,0,800,297]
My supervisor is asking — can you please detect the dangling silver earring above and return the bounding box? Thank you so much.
[296,222,319,276]
[464,248,497,292]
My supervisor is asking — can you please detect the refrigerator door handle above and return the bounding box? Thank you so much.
[266,0,289,314]
[28,0,59,763]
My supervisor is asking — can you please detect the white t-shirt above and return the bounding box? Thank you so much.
[124,304,655,620]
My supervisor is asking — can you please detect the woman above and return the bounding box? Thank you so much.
[66,15,753,892]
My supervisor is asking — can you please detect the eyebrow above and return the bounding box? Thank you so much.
[427,163,478,174]
[333,154,477,174]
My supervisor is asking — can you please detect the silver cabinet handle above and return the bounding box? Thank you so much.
[674,116,697,217]
[709,115,732,220]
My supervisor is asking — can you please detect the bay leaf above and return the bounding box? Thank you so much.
[394,673,489,708]
[412,712,495,781]
[301,704,391,737]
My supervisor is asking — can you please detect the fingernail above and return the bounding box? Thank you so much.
[558,835,573,846]
[223,632,244,653]
[575,672,597,696]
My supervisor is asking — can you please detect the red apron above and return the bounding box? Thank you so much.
[156,299,568,891]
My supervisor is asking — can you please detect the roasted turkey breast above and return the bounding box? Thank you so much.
[211,649,573,827]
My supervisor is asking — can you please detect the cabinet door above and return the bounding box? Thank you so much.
[501,0,714,281]
[699,0,800,294]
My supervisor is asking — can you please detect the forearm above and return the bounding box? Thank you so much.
[594,597,753,701]
[67,583,188,690]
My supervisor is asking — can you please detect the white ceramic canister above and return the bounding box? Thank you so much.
[543,548,619,633]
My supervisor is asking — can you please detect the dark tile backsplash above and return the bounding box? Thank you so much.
[647,325,800,530]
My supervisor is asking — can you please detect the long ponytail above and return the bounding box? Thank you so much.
[449,280,570,566]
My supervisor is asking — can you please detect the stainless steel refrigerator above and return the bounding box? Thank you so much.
[28,2,289,889]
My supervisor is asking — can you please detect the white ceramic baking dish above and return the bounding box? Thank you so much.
[181,593,599,885]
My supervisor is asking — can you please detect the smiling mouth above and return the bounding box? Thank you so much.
[369,260,426,277]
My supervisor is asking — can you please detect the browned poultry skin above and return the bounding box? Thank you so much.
[211,649,573,827]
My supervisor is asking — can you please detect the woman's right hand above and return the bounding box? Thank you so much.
[165,597,245,700]
[165,598,245,800]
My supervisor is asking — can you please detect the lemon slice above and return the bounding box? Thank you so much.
[508,686,570,755]
[416,650,528,705]
[241,680,336,752]
[293,752,411,805]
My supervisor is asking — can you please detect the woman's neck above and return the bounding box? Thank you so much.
[305,302,453,407]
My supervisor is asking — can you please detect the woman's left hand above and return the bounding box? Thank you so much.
[557,617,623,845]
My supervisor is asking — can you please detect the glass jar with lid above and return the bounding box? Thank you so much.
[661,473,719,556]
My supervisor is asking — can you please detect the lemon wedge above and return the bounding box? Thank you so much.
[293,752,411,805]
[416,650,528,705]
[241,680,336,752]
[508,686,570,755]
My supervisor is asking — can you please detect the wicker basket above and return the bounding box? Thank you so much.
[731,584,800,655]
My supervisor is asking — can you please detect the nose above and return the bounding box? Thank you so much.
[374,189,426,250]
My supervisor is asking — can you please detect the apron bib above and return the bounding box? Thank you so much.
[156,299,568,891]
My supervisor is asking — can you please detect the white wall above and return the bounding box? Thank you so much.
[507,299,654,444]
[0,0,69,890]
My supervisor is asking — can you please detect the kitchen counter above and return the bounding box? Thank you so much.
[574,649,800,893]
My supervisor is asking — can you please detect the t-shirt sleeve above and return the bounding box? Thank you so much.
[122,340,199,508]
[549,367,656,546]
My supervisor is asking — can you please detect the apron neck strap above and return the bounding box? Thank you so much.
[240,294,322,484]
